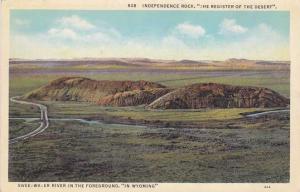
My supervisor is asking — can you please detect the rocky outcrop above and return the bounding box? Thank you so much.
[98,88,172,107]
[24,77,289,109]
[148,83,289,109]
[24,77,166,103]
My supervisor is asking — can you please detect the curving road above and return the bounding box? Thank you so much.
[9,96,49,144]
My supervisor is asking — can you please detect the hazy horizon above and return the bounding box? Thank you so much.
[9,57,290,62]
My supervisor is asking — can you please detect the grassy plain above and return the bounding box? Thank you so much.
[9,115,289,182]
[10,70,290,97]
[9,62,290,182]
[9,119,40,139]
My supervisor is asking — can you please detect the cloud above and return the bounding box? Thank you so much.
[48,28,78,40]
[175,22,206,38]
[256,23,279,37]
[219,18,248,34]
[162,36,188,48]
[49,15,120,43]
[47,27,120,44]
[10,27,289,61]
[10,18,288,61]
[57,15,95,30]
[14,18,30,27]
[10,20,122,59]
[216,23,288,59]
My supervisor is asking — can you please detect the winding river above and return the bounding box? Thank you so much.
[9,96,289,144]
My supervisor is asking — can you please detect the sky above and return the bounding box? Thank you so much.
[10,10,289,60]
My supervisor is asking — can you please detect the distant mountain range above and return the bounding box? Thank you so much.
[9,57,290,64]
[9,58,290,70]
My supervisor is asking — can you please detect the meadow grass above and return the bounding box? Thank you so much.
[104,108,263,121]
[13,100,266,122]
[9,119,289,182]
[9,70,290,97]
[9,119,41,139]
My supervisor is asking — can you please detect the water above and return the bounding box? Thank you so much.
[246,109,289,118]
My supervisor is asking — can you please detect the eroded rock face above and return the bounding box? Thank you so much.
[24,77,166,103]
[148,83,289,109]
[24,78,289,108]
[98,88,172,107]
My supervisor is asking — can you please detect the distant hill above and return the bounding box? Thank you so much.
[10,58,290,70]
[24,77,289,109]
[171,59,209,64]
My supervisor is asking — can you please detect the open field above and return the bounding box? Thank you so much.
[10,100,277,122]
[9,60,290,182]
[9,112,289,182]
[10,71,290,97]
[9,119,41,139]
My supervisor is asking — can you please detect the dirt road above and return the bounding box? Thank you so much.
[9,96,49,144]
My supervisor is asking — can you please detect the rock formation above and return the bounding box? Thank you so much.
[24,77,167,103]
[148,83,289,109]
[24,77,289,108]
[98,88,172,107]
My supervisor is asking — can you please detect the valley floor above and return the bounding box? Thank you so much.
[8,66,290,182]
[9,101,290,182]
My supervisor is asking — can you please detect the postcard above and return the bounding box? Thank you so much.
[1,0,300,191]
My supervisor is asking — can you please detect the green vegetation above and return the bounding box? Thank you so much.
[9,100,271,122]
[9,118,289,182]
[162,76,290,97]
[9,119,40,139]
[9,64,290,182]
[9,71,290,97]
[106,108,265,121]
[10,101,40,117]
[10,75,61,97]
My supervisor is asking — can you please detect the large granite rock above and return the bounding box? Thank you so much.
[148,83,289,109]
[24,77,166,103]
[98,88,172,107]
